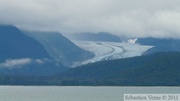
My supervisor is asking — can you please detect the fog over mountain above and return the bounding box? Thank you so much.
[0,0,180,38]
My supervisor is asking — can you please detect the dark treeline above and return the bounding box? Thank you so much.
[1,52,180,86]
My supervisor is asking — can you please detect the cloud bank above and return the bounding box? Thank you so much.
[0,58,32,68]
[0,58,48,68]
[0,0,180,38]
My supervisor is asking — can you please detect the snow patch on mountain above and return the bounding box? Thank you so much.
[127,38,138,43]
[73,41,153,67]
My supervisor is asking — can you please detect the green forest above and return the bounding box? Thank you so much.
[0,52,180,86]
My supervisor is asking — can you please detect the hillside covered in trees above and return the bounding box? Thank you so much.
[0,52,180,86]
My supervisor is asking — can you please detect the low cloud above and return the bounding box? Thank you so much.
[0,0,180,38]
[35,58,49,64]
[0,58,49,68]
[0,58,32,68]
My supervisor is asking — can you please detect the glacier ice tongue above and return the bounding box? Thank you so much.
[72,41,153,67]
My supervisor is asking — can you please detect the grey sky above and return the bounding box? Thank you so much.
[0,0,180,38]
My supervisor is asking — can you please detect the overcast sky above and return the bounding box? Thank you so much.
[0,0,180,38]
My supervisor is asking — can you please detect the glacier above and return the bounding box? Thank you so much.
[72,41,153,67]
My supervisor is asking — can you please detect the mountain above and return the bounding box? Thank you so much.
[1,51,180,86]
[0,25,50,62]
[67,32,122,42]
[136,37,180,54]
[0,25,67,76]
[1,26,179,86]
[57,52,180,86]
[24,31,94,66]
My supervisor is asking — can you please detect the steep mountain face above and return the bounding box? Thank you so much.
[24,31,94,66]
[57,52,180,86]
[0,25,68,76]
[136,37,180,54]
[67,32,122,42]
[0,25,50,62]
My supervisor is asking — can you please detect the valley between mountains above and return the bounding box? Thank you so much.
[73,41,152,66]
[0,25,180,86]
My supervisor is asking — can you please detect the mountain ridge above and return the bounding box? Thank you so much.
[56,52,180,86]
[67,32,122,42]
[0,25,51,62]
[24,31,94,66]
[136,37,180,54]
[0,25,68,76]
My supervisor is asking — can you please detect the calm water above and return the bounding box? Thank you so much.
[0,86,179,101]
